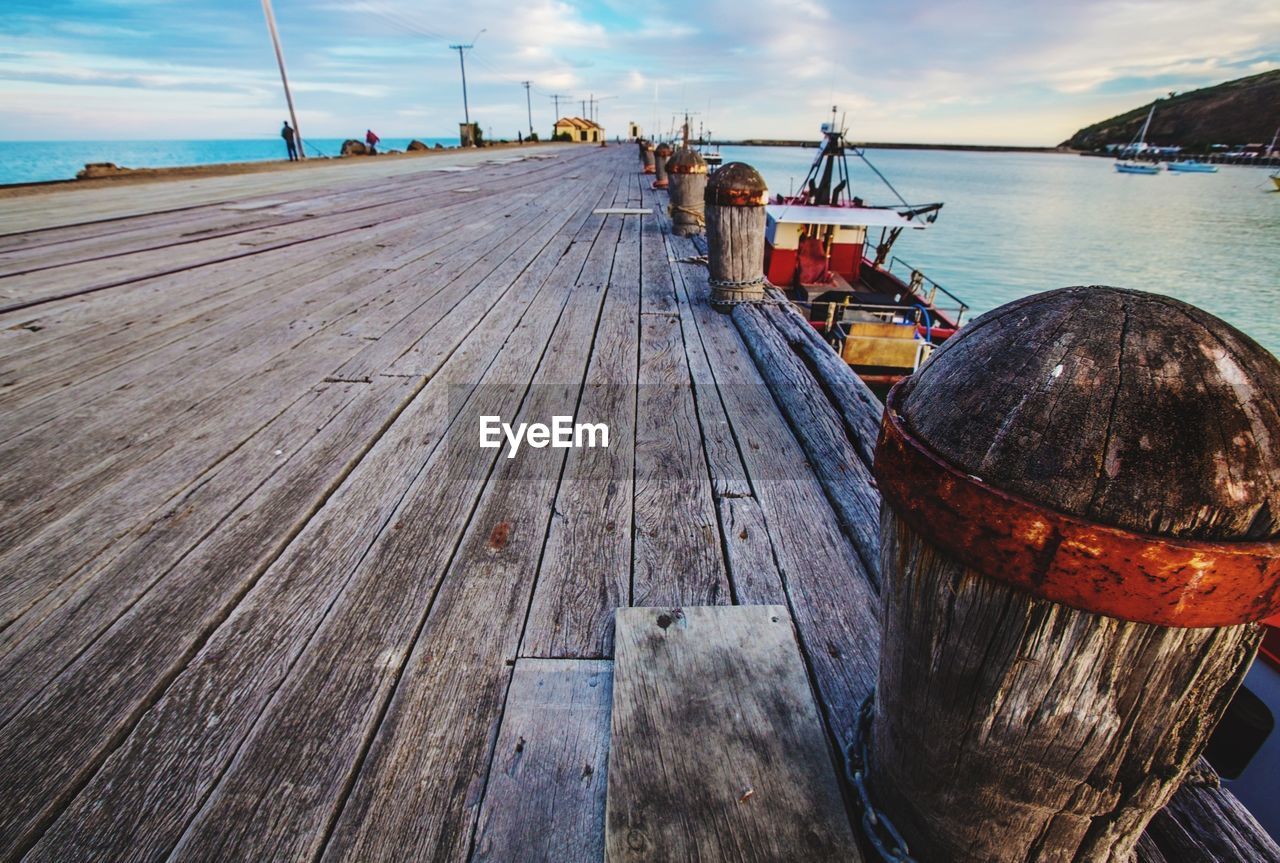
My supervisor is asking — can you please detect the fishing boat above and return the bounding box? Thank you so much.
[1167,160,1218,173]
[763,111,967,386]
[696,131,722,169]
[1115,102,1162,175]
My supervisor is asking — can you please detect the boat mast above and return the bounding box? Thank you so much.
[1137,102,1156,147]
[261,0,304,160]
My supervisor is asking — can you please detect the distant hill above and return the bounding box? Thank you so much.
[1061,69,1280,151]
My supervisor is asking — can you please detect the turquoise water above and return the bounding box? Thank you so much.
[721,145,1280,356]
[0,138,458,186]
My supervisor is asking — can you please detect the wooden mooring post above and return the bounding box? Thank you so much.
[705,162,767,306]
[666,147,707,236]
[652,143,672,189]
[641,142,656,175]
[866,286,1280,862]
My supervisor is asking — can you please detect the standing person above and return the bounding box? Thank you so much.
[281,121,298,161]
[365,129,380,155]
[517,130,523,145]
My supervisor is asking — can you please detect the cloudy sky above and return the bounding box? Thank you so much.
[3,0,1278,145]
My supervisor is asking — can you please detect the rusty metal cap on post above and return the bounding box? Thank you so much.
[654,143,672,158]
[874,286,1280,628]
[705,162,768,207]
[667,147,707,175]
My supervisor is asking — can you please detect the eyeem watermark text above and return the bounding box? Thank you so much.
[480,415,610,459]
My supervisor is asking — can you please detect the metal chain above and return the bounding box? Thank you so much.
[846,693,919,863]
[708,276,767,289]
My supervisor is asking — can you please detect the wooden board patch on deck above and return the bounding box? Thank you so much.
[606,606,861,862]
[474,659,613,863]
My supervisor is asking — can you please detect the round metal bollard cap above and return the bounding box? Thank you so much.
[704,162,767,207]
[875,285,1280,627]
[667,147,707,174]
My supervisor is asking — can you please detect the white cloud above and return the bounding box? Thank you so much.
[0,0,1275,142]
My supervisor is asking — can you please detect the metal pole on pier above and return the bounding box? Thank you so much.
[522,81,533,137]
[261,0,304,160]
[449,29,484,137]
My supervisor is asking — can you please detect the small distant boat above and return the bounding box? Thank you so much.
[1116,162,1161,175]
[1167,160,1218,173]
[1272,174,1280,191]
[1115,102,1161,175]
[694,134,722,169]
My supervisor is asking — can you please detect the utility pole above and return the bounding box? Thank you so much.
[522,81,533,137]
[261,0,304,159]
[549,94,569,123]
[581,98,587,118]
[448,29,485,127]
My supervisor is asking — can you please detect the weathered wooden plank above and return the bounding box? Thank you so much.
[521,210,641,659]
[472,659,613,863]
[606,605,861,862]
[0,194,589,669]
[331,173,594,381]
[10,171,619,855]
[311,179,626,863]
[0,379,363,709]
[0,158,553,358]
[0,146,552,238]
[632,310,729,608]
[0,222,382,374]
[669,253,881,749]
[0,159,579,415]
[665,230,785,606]
[638,195,677,315]
[0,177,580,574]
[0,161,517,276]
[756,293,881,470]
[0,196,476,427]
[0,187,475,311]
[1141,764,1280,862]
[0,373,419,858]
[0,145,576,268]
[0,329,372,627]
[732,302,881,586]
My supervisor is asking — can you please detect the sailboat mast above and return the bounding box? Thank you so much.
[1137,102,1156,148]
[262,0,305,160]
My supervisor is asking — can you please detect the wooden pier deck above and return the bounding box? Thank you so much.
[0,145,1271,861]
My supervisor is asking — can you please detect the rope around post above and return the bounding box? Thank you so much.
[667,203,706,227]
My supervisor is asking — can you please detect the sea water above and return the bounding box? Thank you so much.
[0,138,458,186]
[722,145,1280,356]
